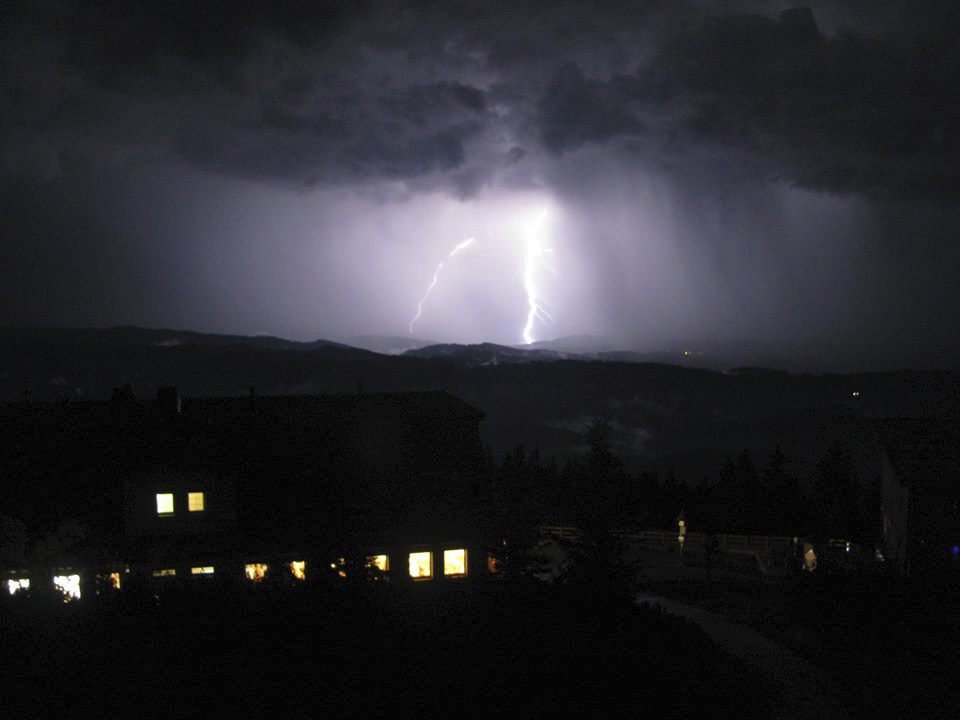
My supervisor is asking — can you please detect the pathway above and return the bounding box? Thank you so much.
[635,592,849,720]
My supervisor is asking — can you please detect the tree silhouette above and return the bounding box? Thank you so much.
[761,445,804,534]
[810,439,862,539]
[557,420,633,610]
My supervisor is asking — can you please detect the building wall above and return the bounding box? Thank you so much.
[123,472,239,538]
[879,453,910,575]
[2,391,493,581]
[910,489,960,575]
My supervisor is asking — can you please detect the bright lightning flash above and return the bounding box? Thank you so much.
[409,237,476,334]
[522,207,552,344]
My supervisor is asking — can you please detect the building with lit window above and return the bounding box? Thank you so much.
[0,386,499,595]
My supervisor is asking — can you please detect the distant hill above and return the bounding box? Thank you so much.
[527,336,722,368]
[0,325,374,402]
[343,335,438,355]
[2,326,959,480]
[402,342,579,365]
[403,340,704,368]
[0,325,351,351]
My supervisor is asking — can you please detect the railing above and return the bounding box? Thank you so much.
[540,525,793,552]
[538,525,583,540]
[539,525,798,575]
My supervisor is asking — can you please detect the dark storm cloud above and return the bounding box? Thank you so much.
[2,1,960,365]
[2,0,493,189]
[58,0,361,90]
[538,64,645,153]
[4,1,958,200]
[535,6,960,200]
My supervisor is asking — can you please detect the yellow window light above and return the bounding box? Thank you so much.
[245,563,268,582]
[97,572,122,590]
[289,561,306,580]
[152,568,176,577]
[330,557,347,578]
[188,492,205,512]
[408,551,432,579]
[191,566,215,575]
[443,549,467,577]
[366,554,389,572]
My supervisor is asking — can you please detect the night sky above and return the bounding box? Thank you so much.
[3,2,959,370]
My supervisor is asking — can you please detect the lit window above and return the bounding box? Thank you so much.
[7,578,30,596]
[408,551,432,579]
[245,563,268,583]
[330,557,347,578]
[156,493,174,515]
[152,568,176,577]
[289,561,306,580]
[365,555,389,581]
[191,566,215,575]
[366,554,389,572]
[443,549,467,577]
[188,492,205,512]
[487,553,503,575]
[53,574,81,602]
[97,572,122,591]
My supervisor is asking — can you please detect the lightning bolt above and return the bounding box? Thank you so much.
[522,207,552,344]
[409,237,476,334]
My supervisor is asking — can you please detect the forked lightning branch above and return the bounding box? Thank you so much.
[408,206,553,344]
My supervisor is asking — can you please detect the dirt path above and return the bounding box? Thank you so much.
[635,592,849,720]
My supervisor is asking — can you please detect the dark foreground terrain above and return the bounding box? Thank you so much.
[642,569,960,720]
[1,578,771,718]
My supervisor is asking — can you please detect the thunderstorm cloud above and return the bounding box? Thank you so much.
[2,1,959,368]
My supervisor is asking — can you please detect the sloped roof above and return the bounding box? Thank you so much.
[0,390,483,425]
[183,390,484,421]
